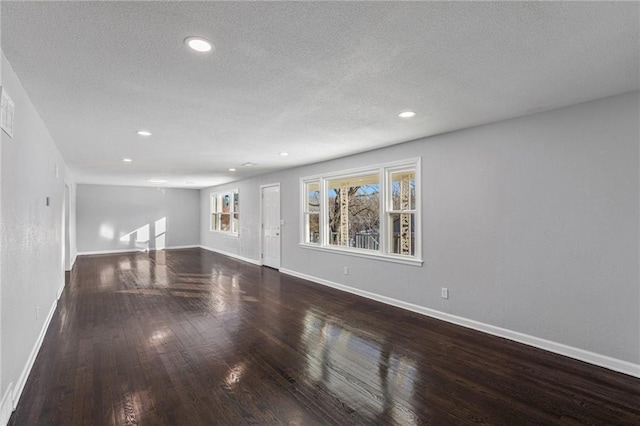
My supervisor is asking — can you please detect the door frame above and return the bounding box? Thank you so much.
[259,183,281,269]
[63,184,71,271]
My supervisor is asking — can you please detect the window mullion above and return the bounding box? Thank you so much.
[320,178,326,247]
[379,166,387,255]
[300,180,306,244]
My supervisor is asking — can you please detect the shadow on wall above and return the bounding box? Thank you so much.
[100,217,167,251]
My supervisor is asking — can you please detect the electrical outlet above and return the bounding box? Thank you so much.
[343,266,349,275]
[441,287,449,299]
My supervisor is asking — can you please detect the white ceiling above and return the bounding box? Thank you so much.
[1,1,638,188]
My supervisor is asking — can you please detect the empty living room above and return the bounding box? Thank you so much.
[0,1,638,425]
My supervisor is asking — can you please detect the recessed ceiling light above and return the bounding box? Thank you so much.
[398,111,416,118]
[184,37,213,53]
[149,179,166,184]
[136,130,152,136]
[279,152,289,156]
[229,168,237,172]
[122,158,132,162]
[242,162,257,167]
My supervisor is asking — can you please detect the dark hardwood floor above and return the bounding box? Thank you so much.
[9,248,640,425]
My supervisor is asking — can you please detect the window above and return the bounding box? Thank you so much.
[303,180,320,243]
[327,173,380,250]
[300,159,421,264]
[387,169,416,256]
[211,190,239,235]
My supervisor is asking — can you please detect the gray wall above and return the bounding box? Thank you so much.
[65,183,77,270]
[201,91,640,367]
[77,184,200,253]
[0,16,4,416]
[1,52,73,408]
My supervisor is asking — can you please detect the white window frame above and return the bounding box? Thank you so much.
[300,158,422,266]
[302,179,321,245]
[210,189,239,236]
[385,165,418,257]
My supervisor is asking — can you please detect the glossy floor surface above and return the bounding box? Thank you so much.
[9,248,640,425]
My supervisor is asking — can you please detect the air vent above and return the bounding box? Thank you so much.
[1,88,15,138]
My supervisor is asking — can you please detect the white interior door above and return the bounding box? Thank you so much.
[261,184,281,269]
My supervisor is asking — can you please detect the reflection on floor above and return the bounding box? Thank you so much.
[9,248,640,425]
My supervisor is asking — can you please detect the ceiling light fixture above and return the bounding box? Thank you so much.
[149,179,166,184]
[279,152,289,156]
[229,168,237,172]
[136,130,152,136]
[186,181,196,185]
[241,162,256,167]
[398,111,416,118]
[122,158,132,162]
[184,37,213,53]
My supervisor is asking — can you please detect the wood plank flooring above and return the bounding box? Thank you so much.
[9,248,640,425]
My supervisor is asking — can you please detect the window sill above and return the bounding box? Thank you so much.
[299,243,423,267]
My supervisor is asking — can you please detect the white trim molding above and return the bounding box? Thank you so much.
[209,189,239,236]
[199,245,262,266]
[299,157,422,264]
[279,268,640,379]
[11,295,58,412]
[56,281,65,300]
[259,183,282,270]
[158,245,202,250]
[0,383,13,426]
[77,245,200,257]
[299,243,423,266]
[3,281,68,423]
[65,253,78,272]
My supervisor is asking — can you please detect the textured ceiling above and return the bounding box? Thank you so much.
[1,1,638,188]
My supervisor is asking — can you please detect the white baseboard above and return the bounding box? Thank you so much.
[280,268,640,379]
[0,383,13,426]
[198,245,262,266]
[162,245,201,250]
[1,281,67,424]
[56,280,65,300]
[65,253,78,272]
[11,295,59,412]
[77,245,200,256]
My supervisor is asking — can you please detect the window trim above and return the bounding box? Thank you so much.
[324,169,380,249]
[299,158,422,265]
[385,165,419,258]
[209,189,239,236]
[302,179,321,245]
